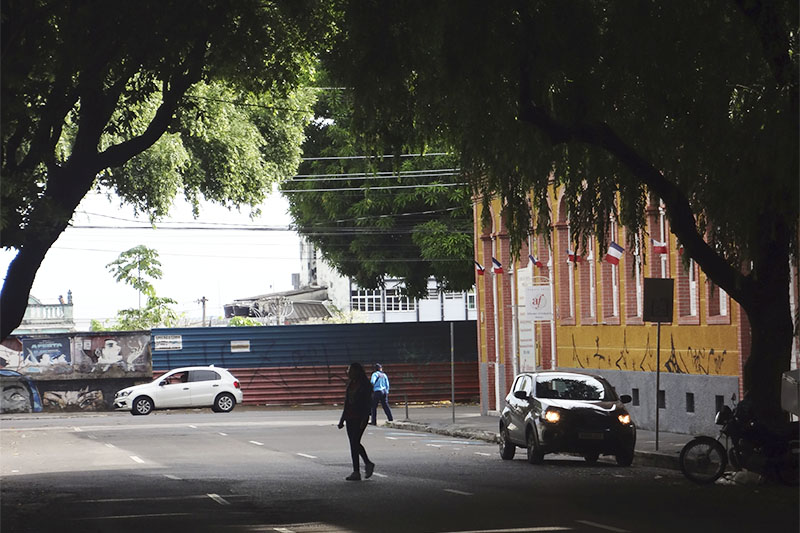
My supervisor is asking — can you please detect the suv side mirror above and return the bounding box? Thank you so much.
[619,394,632,404]
[159,380,167,387]
[514,390,529,400]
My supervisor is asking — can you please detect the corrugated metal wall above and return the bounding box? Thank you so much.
[151,321,479,406]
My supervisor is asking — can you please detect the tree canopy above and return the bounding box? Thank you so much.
[328,0,799,416]
[1,0,335,338]
[283,85,474,298]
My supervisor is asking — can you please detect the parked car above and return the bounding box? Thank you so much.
[114,365,243,415]
[499,371,636,465]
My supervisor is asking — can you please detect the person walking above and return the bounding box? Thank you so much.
[370,363,394,425]
[338,362,375,481]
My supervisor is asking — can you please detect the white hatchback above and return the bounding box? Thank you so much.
[114,366,244,415]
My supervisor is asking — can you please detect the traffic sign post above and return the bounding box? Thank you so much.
[643,278,674,451]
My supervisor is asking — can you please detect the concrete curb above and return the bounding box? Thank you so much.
[385,420,681,471]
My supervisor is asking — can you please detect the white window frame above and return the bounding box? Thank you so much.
[689,259,698,316]
[588,241,596,318]
[659,205,668,278]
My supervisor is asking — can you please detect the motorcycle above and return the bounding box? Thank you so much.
[679,398,799,485]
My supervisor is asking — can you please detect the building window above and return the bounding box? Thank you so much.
[658,205,669,278]
[427,287,439,300]
[715,395,725,414]
[632,388,640,406]
[686,392,695,413]
[351,289,382,312]
[657,390,666,409]
[467,292,476,310]
[443,291,461,300]
[385,288,416,311]
[679,259,699,318]
[626,233,643,320]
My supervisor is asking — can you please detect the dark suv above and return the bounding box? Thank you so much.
[499,371,636,466]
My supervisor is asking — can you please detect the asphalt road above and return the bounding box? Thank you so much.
[1,408,797,533]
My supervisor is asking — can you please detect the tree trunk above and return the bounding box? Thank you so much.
[0,163,96,340]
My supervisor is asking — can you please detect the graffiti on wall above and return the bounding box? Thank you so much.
[74,335,150,373]
[567,329,734,376]
[43,387,105,410]
[0,369,44,413]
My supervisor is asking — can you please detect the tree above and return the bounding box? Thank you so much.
[92,245,180,330]
[283,82,474,298]
[329,1,798,418]
[1,0,335,339]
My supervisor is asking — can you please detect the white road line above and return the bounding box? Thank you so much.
[575,520,629,532]
[207,493,230,505]
[296,453,317,459]
[105,443,115,448]
[87,435,97,440]
[249,440,264,446]
[218,432,228,436]
[443,489,473,496]
[372,472,388,478]
[73,427,82,432]
[427,444,443,448]
[130,456,144,464]
[386,436,398,440]
[273,528,295,533]
[475,452,492,457]
[74,513,192,521]
[188,424,197,429]
[164,474,181,480]
[434,526,572,533]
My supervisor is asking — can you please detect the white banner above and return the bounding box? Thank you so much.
[153,334,182,351]
[525,285,553,321]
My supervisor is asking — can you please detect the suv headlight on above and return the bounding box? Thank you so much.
[543,409,561,424]
[617,412,632,425]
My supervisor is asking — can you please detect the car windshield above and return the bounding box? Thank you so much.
[535,375,615,401]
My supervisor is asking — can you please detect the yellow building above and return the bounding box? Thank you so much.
[473,189,770,435]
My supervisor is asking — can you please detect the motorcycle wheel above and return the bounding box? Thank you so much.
[679,436,727,484]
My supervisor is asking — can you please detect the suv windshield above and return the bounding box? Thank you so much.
[535,375,615,401]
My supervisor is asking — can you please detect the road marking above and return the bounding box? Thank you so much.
[273,528,295,533]
[427,444,442,448]
[218,432,228,436]
[164,474,181,480]
[207,493,230,505]
[475,452,492,457]
[188,424,197,429]
[130,456,144,464]
[432,526,572,533]
[249,440,264,446]
[386,436,398,440]
[443,489,473,496]
[105,443,115,448]
[296,453,317,459]
[74,513,192,521]
[78,495,247,503]
[73,427,82,432]
[87,435,97,440]
[372,472,388,478]
[575,520,629,532]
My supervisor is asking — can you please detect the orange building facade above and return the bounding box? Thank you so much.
[474,190,799,434]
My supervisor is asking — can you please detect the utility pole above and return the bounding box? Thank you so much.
[197,296,208,326]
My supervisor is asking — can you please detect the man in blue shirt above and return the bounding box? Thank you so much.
[369,363,394,425]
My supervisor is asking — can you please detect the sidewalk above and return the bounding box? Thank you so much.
[385,403,693,471]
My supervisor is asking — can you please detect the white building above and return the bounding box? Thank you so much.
[298,239,477,323]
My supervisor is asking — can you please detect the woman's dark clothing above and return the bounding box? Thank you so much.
[340,379,372,472]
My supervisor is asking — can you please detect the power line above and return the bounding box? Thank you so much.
[291,169,460,181]
[282,183,467,193]
[301,153,451,161]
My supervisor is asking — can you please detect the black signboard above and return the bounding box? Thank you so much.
[643,278,674,323]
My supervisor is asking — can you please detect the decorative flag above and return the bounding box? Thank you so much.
[652,239,668,254]
[491,257,504,274]
[678,244,684,256]
[605,241,624,265]
[567,250,583,263]
[474,260,485,276]
[529,254,543,268]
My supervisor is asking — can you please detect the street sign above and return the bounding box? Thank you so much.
[643,278,674,323]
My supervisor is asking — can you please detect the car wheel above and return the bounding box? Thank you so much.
[499,424,516,460]
[583,452,600,464]
[213,392,236,413]
[131,396,153,416]
[526,427,544,465]
[615,448,634,467]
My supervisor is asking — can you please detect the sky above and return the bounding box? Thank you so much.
[1,187,302,330]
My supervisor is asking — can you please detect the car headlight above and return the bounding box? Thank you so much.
[617,413,632,425]
[117,390,130,398]
[543,409,561,423]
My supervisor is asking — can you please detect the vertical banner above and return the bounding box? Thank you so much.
[525,285,553,321]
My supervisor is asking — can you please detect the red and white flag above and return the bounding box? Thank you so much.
[652,239,668,254]
[605,242,624,265]
[491,257,504,274]
[567,250,583,263]
[529,254,543,268]
[474,260,485,276]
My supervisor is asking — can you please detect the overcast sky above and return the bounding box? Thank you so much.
[1,187,302,330]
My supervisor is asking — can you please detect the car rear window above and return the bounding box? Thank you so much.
[535,375,614,401]
[189,370,221,382]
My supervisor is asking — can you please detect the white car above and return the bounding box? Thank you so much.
[114,366,244,415]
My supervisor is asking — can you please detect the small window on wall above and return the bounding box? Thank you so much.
[632,388,640,406]
[467,292,476,310]
[715,395,725,414]
[686,392,695,413]
[657,390,666,409]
